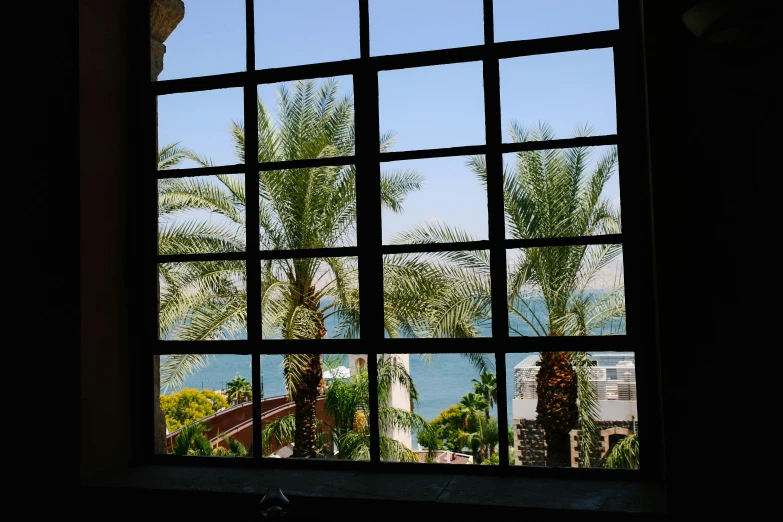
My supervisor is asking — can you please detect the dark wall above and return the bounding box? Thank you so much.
[642,0,769,514]
[79,0,137,481]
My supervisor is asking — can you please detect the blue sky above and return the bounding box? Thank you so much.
[157,0,621,243]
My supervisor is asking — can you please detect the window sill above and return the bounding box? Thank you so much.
[80,464,666,517]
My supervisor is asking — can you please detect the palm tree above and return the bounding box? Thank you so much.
[394,121,625,467]
[462,414,500,464]
[225,374,252,405]
[471,372,497,420]
[500,122,624,467]
[157,78,499,457]
[458,392,490,429]
[157,79,422,457]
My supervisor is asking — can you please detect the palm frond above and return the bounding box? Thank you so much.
[159,354,214,393]
[602,432,639,469]
[261,413,297,455]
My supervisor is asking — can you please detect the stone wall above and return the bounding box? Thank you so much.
[513,419,547,466]
[513,418,637,468]
[150,0,185,81]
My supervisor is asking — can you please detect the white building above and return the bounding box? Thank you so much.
[348,353,412,450]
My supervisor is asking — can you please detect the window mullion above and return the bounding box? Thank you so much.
[356,0,382,466]
[483,0,511,468]
[243,0,262,463]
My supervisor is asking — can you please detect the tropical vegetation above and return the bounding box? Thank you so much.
[261,355,435,461]
[156,76,629,467]
[396,122,626,467]
[226,374,252,405]
[472,372,497,421]
[602,432,639,470]
[159,388,229,433]
[170,421,249,457]
[156,78,493,458]
[417,371,501,465]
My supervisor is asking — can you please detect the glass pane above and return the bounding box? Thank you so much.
[507,246,625,337]
[157,354,253,457]
[379,62,485,152]
[159,175,246,255]
[152,0,245,81]
[370,0,483,56]
[158,261,247,340]
[377,353,498,464]
[499,49,616,142]
[506,352,639,469]
[383,251,491,338]
[259,165,356,250]
[255,0,359,69]
[261,257,359,339]
[259,354,363,460]
[157,88,244,169]
[501,145,621,240]
[256,77,354,162]
[381,156,488,245]
[493,0,619,42]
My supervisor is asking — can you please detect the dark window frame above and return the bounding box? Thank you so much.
[144,0,661,482]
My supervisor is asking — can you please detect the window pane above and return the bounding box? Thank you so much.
[379,62,485,152]
[152,0,245,81]
[381,156,488,245]
[507,246,625,337]
[259,165,356,250]
[255,0,359,69]
[501,146,621,240]
[370,0,483,56]
[261,257,359,339]
[506,352,639,469]
[256,77,354,162]
[157,88,244,170]
[376,353,498,464]
[383,251,491,338]
[158,261,247,340]
[259,354,364,460]
[159,175,246,255]
[493,0,619,42]
[157,354,253,457]
[499,49,616,142]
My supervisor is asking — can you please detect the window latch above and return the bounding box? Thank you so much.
[260,487,290,518]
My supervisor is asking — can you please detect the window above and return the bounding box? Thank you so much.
[148,0,658,480]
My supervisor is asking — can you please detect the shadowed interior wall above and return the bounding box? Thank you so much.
[80,0,135,482]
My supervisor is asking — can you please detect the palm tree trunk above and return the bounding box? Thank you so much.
[536,351,579,468]
[292,353,323,458]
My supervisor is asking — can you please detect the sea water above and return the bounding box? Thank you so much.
[167,294,625,449]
